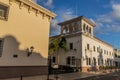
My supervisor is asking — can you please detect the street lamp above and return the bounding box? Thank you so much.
[47,55,51,80]
[27,46,34,56]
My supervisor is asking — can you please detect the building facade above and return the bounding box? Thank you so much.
[0,0,55,79]
[51,16,120,72]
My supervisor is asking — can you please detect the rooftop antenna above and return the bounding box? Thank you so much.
[75,0,78,17]
[113,40,115,48]
[118,40,120,50]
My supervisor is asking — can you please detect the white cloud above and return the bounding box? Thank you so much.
[50,8,76,36]
[32,0,54,9]
[60,9,76,21]
[94,3,120,35]
[31,0,37,3]
[111,4,120,20]
[90,18,96,24]
[107,24,120,32]
[50,19,58,29]
[97,15,112,23]
[50,19,60,36]
[44,0,54,9]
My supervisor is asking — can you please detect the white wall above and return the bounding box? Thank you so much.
[52,35,82,67]
[82,34,114,67]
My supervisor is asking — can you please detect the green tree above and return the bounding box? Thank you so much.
[49,36,67,65]
[49,36,67,55]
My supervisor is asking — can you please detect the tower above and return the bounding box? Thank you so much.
[58,16,96,37]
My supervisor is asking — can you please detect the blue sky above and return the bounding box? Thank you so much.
[32,0,120,49]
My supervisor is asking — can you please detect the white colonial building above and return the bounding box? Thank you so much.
[51,16,120,72]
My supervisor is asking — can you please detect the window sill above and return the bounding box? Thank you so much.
[0,16,7,21]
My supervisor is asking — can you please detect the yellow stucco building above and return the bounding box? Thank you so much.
[0,0,56,79]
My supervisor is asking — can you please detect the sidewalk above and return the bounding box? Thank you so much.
[48,71,107,80]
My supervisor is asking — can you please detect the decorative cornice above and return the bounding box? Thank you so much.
[9,0,56,19]
[19,1,24,9]
[82,33,113,48]
[93,36,113,48]
[58,16,95,27]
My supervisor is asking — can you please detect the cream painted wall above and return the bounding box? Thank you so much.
[0,0,9,4]
[0,0,55,66]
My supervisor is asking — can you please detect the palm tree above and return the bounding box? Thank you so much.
[49,35,67,61]
[49,35,67,64]
[48,35,67,76]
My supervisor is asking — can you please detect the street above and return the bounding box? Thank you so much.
[49,71,120,80]
[76,71,120,80]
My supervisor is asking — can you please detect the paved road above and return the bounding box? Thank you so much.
[76,71,120,80]
[49,72,105,80]
[49,71,120,80]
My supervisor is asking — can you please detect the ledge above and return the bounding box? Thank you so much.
[9,0,56,18]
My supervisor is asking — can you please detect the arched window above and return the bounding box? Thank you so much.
[89,27,91,34]
[83,23,86,31]
[93,57,96,66]
[101,59,103,66]
[86,57,88,65]
[89,58,91,65]
[65,26,69,33]
[107,59,109,66]
[69,24,73,33]
[62,29,66,34]
[105,60,107,66]
[72,25,75,32]
[74,22,78,32]
[98,58,100,65]
[61,26,66,34]
[110,60,112,66]
[86,25,89,32]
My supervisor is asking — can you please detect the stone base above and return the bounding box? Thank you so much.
[0,66,48,79]
[82,66,99,72]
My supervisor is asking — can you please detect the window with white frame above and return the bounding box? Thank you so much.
[0,3,9,20]
[71,56,75,65]
[66,56,75,65]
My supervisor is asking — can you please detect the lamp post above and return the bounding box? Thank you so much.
[47,55,51,80]
[27,46,34,56]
